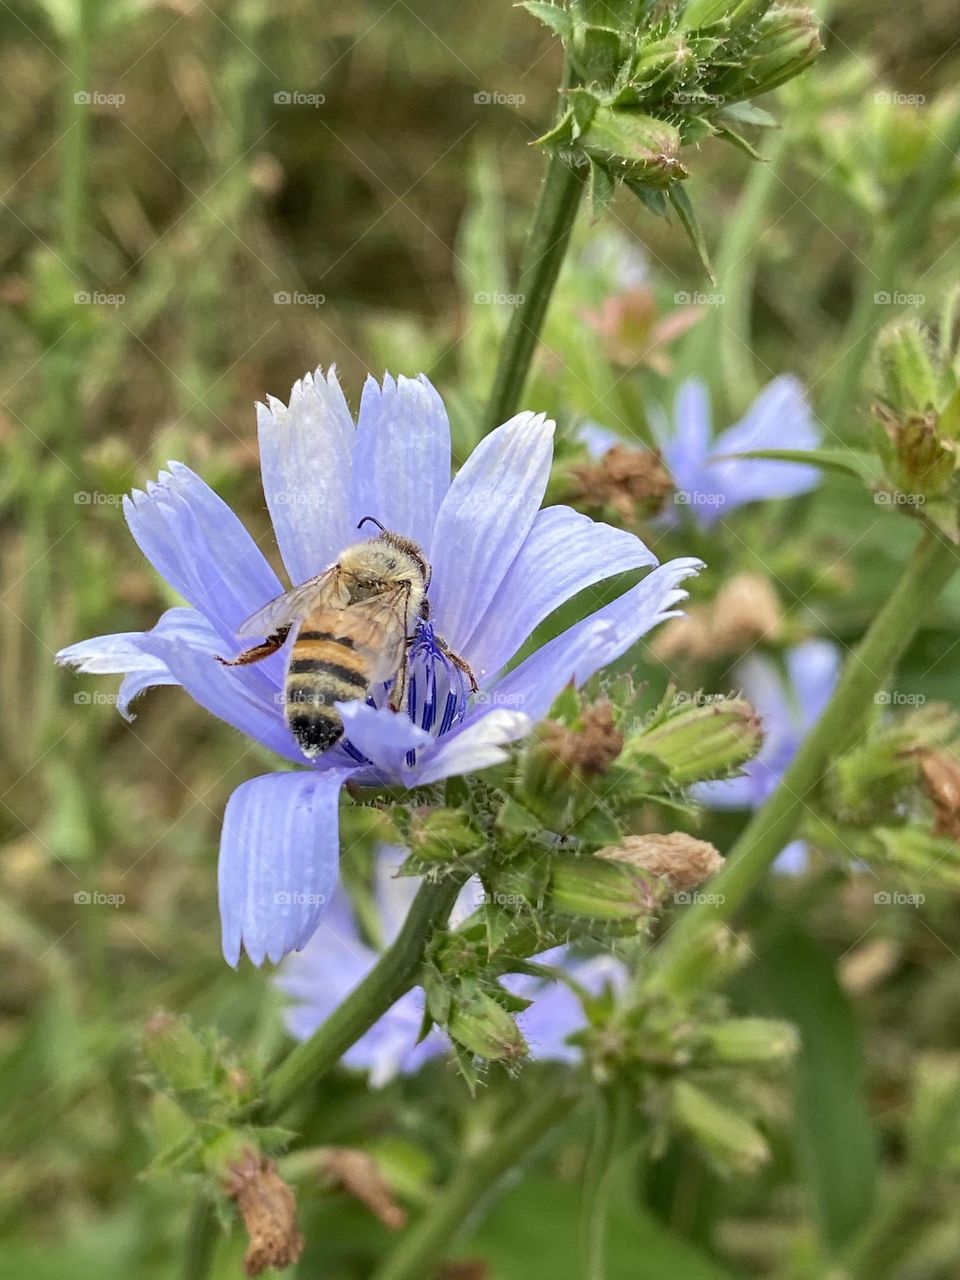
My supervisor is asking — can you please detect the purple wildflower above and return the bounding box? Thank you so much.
[57,368,700,966]
[278,847,627,1082]
[697,639,841,871]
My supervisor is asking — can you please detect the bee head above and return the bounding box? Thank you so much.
[356,517,430,588]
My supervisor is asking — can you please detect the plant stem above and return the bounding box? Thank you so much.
[650,528,959,999]
[371,1084,576,1280]
[483,146,587,432]
[181,1197,218,1280]
[260,871,468,1120]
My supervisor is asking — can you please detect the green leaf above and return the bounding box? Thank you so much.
[519,0,575,40]
[589,159,617,218]
[625,180,669,219]
[739,928,878,1253]
[667,185,715,284]
[715,124,765,161]
[719,101,778,127]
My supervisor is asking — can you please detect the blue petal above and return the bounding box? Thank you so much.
[219,769,353,966]
[56,607,222,720]
[336,701,432,780]
[786,639,840,731]
[352,373,451,549]
[139,631,301,763]
[773,840,809,874]
[413,709,531,785]
[709,376,820,506]
[428,411,555,653]
[123,462,283,640]
[477,558,702,725]
[576,419,623,458]
[256,367,357,585]
[463,505,657,682]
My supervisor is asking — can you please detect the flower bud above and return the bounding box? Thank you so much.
[874,409,956,501]
[622,36,700,98]
[681,0,772,29]
[700,1017,799,1065]
[521,698,624,828]
[875,318,941,415]
[568,444,673,520]
[597,832,723,891]
[549,854,663,924]
[142,1011,210,1094]
[581,108,686,189]
[627,698,762,785]
[710,6,822,103]
[917,750,960,839]
[447,991,528,1061]
[409,807,486,862]
[670,1079,770,1175]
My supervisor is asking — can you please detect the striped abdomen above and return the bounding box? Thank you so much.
[284,622,369,758]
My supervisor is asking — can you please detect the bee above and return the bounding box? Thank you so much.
[217,519,475,759]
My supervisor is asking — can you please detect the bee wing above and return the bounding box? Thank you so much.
[340,585,410,683]
[236,567,341,638]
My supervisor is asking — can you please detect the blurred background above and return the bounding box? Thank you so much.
[4,0,960,1276]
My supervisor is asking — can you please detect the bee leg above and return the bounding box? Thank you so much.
[387,646,410,713]
[216,626,290,667]
[435,635,479,693]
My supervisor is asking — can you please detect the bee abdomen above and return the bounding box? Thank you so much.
[284,641,369,758]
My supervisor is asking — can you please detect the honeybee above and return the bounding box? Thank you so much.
[217,520,476,760]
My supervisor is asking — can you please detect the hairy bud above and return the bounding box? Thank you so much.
[224,1149,304,1277]
[597,832,723,891]
[628,697,762,785]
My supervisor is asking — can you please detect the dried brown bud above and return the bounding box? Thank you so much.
[597,832,723,892]
[570,445,673,521]
[224,1150,304,1277]
[321,1148,406,1231]
[539,700,624,778]
[652,572,782,661]
[917,750,960,839]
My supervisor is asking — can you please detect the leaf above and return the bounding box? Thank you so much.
[519,1,574,41]
[713,446,883,485]
[738,928,878,1253]
[719,101,778,128]
[625,180,669,219]
[715,125,765,162]
[667,185,716,284]
[589,159,617,218]
[461,1173,744,1279]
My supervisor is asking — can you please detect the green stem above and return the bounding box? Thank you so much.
[483,147,587,431]
[260,872,467,1119]
[824,100,960,435]
[650,528,959,999]
[371,1084,576,1280]
[181,1197,218,1280]
[580,1085,631,1280]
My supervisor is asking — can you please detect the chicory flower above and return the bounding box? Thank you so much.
[58,369,700,966]
[278,848,627,1082]
[697,639,841,870]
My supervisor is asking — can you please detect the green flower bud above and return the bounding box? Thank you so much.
[875,318,941,415]
[447,991,528,1061]
[618,36,700,100]
[409,807,486,862]
[709,6,822,104]
[142,1012,210,1093]
[581,108,686,188]
[670,1079,770,1174]
[549,854,662,924]
[681,0,772,30]
[626,697,762,786]
[700,1017,799,1065]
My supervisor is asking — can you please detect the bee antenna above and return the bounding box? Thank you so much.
[357,515,386,534]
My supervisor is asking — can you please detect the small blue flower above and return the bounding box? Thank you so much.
[697,639,841,871]
[580,376,821,530]
[277,848,627,1082]
[58,368,700,966]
